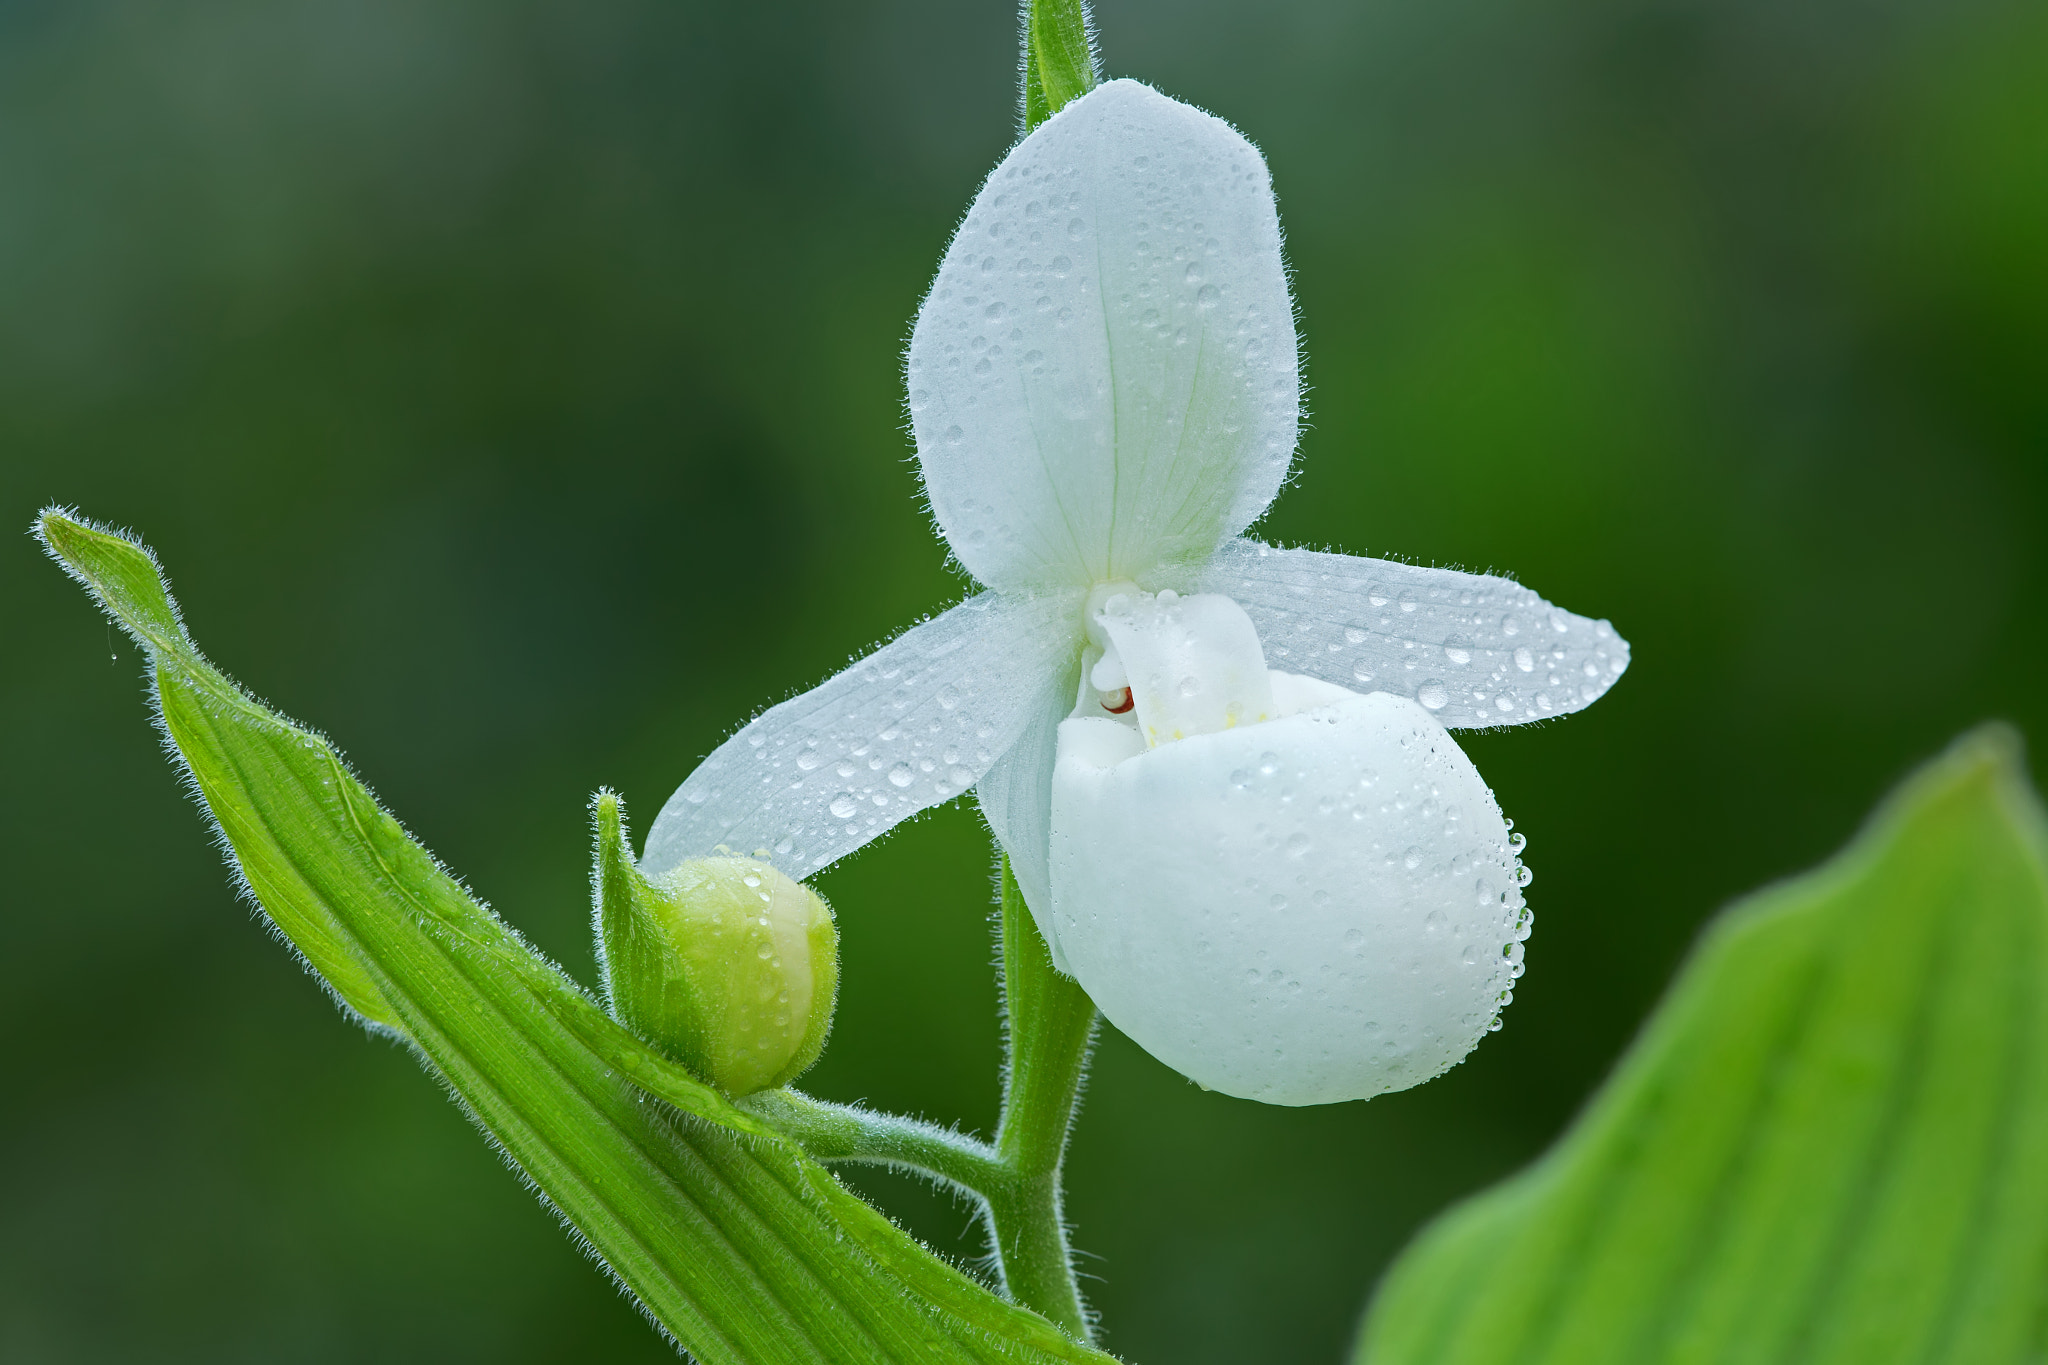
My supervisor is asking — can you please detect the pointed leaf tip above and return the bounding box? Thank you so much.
[35,508,187,657]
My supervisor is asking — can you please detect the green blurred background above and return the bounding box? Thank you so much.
[3,0,2043,1359]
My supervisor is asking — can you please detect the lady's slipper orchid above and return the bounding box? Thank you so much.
[643,79,1627,1106]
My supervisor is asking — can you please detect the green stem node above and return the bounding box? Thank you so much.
[758,863,1098,1341]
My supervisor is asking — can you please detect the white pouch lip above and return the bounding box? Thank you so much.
[1048,678,1526,1106]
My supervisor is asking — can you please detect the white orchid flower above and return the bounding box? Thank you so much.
[643,79,1627,1107]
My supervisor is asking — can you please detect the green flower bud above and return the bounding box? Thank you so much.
[591,792,837,1096]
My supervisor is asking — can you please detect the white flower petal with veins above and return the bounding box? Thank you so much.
[642,589,1079,882]
[976,669,1082,972]
[1194,540,1629,728]
[907,79,1299,592]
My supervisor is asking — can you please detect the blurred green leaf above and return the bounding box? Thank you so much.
[1020,0,1098,131]
[37,509,1112,1365]
[1356,725,2048,1365]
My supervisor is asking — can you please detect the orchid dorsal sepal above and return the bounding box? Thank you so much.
[593,792,838,1097]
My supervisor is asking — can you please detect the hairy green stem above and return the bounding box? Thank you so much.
[986,860,1099,1340]
[1020,0,1099,132]
[740,1090,1008,1198]
[759,862,1098,1340]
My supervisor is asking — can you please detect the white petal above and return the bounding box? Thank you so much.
[1049,686,1527,1106]
[973,655,1082,972]
[642,590,1081,882]
[907,79,1299,592]
[1193,539,1630,728]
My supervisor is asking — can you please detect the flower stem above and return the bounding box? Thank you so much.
[1020,0,1100,132]
[986,858,1099,1340]
[757,860,1098,1341]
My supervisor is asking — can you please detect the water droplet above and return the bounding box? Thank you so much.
[1285,832,1310,857]
[1258,752,1280,776]
[1269,894,1288,910]
[1462,944,1479,965]
[1424,910,1447,934]
[1443,636,1472,666]
[796,748,824,771]
[1508,831,1527,855]
[1177,675,1202,698]
[1196,283,1220,309]
[1344,626,1367,645]
[1229,768,1251,788]
[1367,585,1389,608]
[1417,681,1449,710]
[1352,662,1375,684]
[948,765,975,786]
[1515,864,1534,888]
[829,794,858,819]
[1403,847,1424,871]
[887,764,914,788]
[1513,646,1535,672]
[936,683,962,709]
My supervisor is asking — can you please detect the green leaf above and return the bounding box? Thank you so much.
[1355,726,2048,1365]
[1019,0,1098,132]
[37,509,1114,1365]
